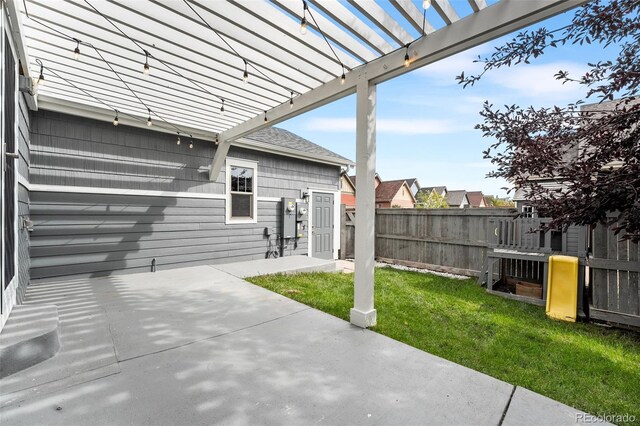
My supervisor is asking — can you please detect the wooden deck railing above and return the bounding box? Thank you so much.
[487,217,553,253]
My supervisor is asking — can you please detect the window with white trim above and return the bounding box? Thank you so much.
[226,158,258,223]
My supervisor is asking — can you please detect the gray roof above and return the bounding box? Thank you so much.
[446,190,468,206]
[419,186,447,196]
[244,127,352,165]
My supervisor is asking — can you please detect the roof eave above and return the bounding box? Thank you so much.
[234,137,354,168]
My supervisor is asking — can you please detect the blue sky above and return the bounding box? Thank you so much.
[278,2,617,198]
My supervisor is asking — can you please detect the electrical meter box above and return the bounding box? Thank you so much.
[281,197,297,238]
[296,202,308,238]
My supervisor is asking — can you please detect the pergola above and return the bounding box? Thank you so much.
[10,0,585,327]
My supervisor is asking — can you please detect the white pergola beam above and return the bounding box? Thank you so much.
[347,0,414,46]
[467,0,488,13]
[350,79,377,328]
[432,0,460,25]
[389,0,436,35]
[270,0,378,63]
[38,95,218,141]
[308,0,394,55]
[215,0,586,151]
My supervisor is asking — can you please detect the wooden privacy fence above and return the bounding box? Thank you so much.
[340,206,516,276]
[590,219,640,328]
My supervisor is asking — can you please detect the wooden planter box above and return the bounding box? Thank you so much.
[516,281,543,299]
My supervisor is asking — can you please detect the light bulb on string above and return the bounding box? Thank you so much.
[143,51,150,75]
[177,133,181,145]
[189,136,193,149]
[340,72,345,85]
[300,1,308,35]
[290,92,294,109]
[36,60,44,86]
[404,45,411,68]
[300,17,307,35]
[147,109,152,127]
[73,40,80,60]
[113,110,119,126]
[220,99,225,116]
[264,111,268,122]
[242,60,249,83]
[423,0,431,9]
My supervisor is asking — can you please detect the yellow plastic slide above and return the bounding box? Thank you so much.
[546,255,579,322]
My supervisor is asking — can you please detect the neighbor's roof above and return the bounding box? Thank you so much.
[404,178,419,188]
[348,173,380,188]
[419,186,447,195]
[466,191,485,207]
[376,179,412,203]
[446,190,468,206]
[239,127,353,167]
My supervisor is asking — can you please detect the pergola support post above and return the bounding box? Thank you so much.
[350,80,377,328]
[209,139,230,181]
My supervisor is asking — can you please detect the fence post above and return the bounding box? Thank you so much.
[340,204,346,260]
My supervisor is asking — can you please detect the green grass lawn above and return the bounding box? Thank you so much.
[247,267,640,424]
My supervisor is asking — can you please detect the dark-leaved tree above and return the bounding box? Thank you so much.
[458,0,639,241]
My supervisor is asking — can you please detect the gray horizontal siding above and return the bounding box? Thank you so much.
[28,111,335,279]
[29,194,307,280]
[17,94,31,302]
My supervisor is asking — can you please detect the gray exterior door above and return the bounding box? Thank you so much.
[312,192,334,260]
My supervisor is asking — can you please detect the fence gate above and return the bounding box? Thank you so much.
[340,205,355,259]
[590,220,640,328]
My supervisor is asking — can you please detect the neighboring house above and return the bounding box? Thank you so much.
[375,180,416,208]
[340,172,356,208]
[446,190,470,208]
[466,191,487,208]
[483,196,493,207]
[418,186,448,199]
[349,174,382,189]
[404,178,421,196]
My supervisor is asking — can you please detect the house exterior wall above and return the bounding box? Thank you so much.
[390,185,415,208]
[1,11,31,330]
[28,111,340,280]
[340,174,356,207]
[16,94,30,302]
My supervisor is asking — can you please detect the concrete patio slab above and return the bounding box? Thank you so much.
[0,262,597,425]
[212,255,336,278]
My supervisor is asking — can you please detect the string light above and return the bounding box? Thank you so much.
[176,132,181,145]
[242,59,249,83]
[37,63,45,85]
[404,45,411,68]
[264,111,268,122]
[300,1,308,35]
[220,99,225,115]
[143,51,150,75]
[290,92,294,109]
[113,110,119,126]
[423,0,432,9]
[189,136,193,149]
[73,39,80,59]
[304,1,349,86]
[147,109,152,126]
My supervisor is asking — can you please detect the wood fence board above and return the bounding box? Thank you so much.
[592,224,609,310]
[607,222,619,312]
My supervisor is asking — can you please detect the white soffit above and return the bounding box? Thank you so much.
[19,0,584,142]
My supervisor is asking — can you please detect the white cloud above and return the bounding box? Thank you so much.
[485,62,587,100]
[305,117,456,135]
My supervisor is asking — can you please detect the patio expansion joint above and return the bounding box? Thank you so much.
[498,385,517,426]
[116,307,312,365]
